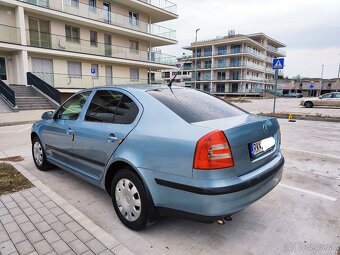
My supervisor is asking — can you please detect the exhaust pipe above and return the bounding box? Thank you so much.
[224,216,232,222]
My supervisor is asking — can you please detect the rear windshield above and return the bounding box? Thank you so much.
[148,88,246,123]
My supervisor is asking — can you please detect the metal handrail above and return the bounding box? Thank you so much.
[0,80,16,107]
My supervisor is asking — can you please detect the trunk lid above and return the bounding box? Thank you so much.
[192,114,280,176]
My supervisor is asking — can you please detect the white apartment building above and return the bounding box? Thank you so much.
[157,58,192,86]
[184,31,286,96]
[0,0,178,102]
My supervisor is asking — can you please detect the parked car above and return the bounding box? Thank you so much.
[301,92,340,108]
[283,92,303,98]
[31,86,284,230]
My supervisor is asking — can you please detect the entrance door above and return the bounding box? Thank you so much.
[104,34,112,57]
[0,57,8,83]
[105,65,112,86]
[103,2,111,23]
[28,17,50,48]
[31,57,54,86]
[232,83,238,93]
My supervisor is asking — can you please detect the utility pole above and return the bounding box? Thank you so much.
[320,64,324,96]
[337,63,340,92]
[194,28,200,90]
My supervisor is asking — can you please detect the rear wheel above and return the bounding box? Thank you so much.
[304,101,313,108]
[32,136,53,171]
[111,168,150,230]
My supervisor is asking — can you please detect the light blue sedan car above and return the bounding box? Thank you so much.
[31,86,284,230]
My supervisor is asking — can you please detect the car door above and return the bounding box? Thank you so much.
[318,93,332,106]
[72,89,141,181]
[330,93,340,107]
[42,91,92,166]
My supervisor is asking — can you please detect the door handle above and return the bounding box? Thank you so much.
[66,128,74,136]
[107,134,119,143]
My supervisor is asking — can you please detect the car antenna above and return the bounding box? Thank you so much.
[167,54,191,89]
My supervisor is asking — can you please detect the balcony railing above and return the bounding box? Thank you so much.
[32,72,150,89]
[266,45,286,55]
[190,47,267,60]
[0,24,20,44]
[138,0,177,14]
[19,0,176,40]
[26,30,176,66]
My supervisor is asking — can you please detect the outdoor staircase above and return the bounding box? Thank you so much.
[10,85,55,111]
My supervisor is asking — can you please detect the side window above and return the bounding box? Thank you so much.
[331,93,340,98]
[322,93,332,98]
[56,92,91,120]
[85,90,139,124]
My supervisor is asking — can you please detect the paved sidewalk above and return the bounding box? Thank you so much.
[0,110,52,127]
[0,164,133,255]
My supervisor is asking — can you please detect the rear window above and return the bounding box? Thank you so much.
[148,88,246,123]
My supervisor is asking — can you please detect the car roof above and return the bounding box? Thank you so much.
[87,84,186,93]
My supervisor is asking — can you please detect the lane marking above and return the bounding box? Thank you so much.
[281,147,340,160]
[279,183,337,202]
[17,127,31,132]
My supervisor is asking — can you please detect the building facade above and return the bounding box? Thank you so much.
[278,78,340,97]
[0,0,178,100]
[157,58,192,86]
[183,31,286,96]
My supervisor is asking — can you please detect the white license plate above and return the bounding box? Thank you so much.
[249,137,275,158]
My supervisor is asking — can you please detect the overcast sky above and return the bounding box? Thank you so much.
[160,0,340,79]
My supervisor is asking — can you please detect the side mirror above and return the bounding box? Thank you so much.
[41,111,54,120]
[318,96,322,99]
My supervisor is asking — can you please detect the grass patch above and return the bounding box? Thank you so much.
[0,163,33,196]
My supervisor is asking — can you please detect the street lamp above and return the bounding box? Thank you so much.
[320,64,324,96]
[194,28,200,90]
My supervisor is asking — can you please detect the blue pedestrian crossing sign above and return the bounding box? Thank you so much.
[272,58,284,70]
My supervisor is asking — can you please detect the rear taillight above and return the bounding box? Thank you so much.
[193,130,234,170]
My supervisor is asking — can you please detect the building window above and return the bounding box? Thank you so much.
[90,30,97,46]
[216,84,225,93]
[162,72,170,78]
[204,60,211,69]
[65,0,79,7]
[68,61,82,78]
[130,68,139,81]
[217,59,227,68]
[217,45,227,55]
[129,40,139,53]
[91,64,98,79]
[129,11,139,26]
[89,0,96,12]
[204,47,212,57]
[65,25,80,43]
[217,72,226,80]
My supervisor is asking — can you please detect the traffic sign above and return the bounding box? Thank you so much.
[310,84,314,89]
[91,68,96,76]
[272,58,284,70]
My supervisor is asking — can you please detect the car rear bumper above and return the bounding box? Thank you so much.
[144,154,284,221]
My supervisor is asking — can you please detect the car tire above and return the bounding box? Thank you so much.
[111,168,150,231]
[304,101,313,108]
[32,136,53,171]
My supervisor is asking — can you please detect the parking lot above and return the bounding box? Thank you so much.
[0,118,339,255]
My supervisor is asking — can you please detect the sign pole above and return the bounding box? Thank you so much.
[273,69,278,114]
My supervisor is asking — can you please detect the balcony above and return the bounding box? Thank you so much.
[18,0,176,41]
[266,45,286,55]
[0,24,20,45]
[26,30,177,66]
[190,47,267,60]
[32,72,150,89]
[138,0,177,14]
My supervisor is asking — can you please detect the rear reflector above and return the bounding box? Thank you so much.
[193,130,234,170]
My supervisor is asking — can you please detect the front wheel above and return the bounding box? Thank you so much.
[304,101,313,108]
[32,136,52,171]
[111,169,150,230]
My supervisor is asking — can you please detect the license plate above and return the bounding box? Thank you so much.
[249,137,275,158]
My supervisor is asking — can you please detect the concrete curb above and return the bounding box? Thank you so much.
[259,113,340,123]
[10,162,134,255]
[0,120,36,127]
